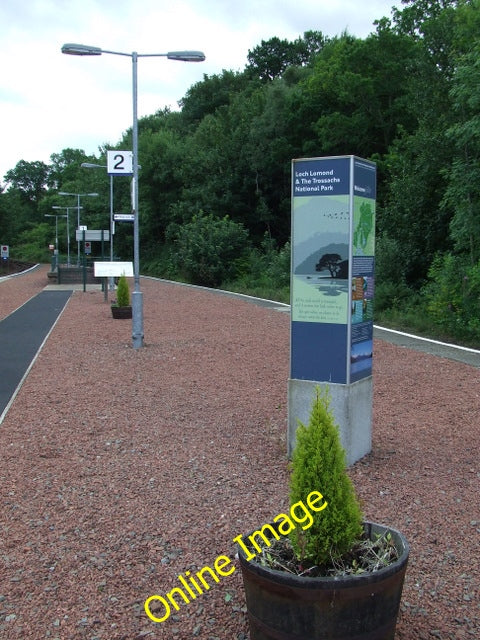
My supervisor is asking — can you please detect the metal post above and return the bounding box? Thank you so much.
[54,215,59,268]
[82,229,87,292]
[77,194,81,265]
[131,51,144,349]
[109,174,114,290]
[66,208,71,266]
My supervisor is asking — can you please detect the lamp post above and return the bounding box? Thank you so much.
[58,191,99,265]
[81,163,114,289]
[51,206,72,266]
[61,43,205,349]
[45,213,67,268]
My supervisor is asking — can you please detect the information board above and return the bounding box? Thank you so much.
[290,156,376,384]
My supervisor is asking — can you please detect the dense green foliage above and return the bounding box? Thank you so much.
[167,213,250,287]
[1,0,479,345]
[289,387,363,565]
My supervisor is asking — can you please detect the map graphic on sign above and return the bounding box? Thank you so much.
[353,200,375,256]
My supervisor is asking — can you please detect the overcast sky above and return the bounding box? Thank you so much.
[0,0,396,183]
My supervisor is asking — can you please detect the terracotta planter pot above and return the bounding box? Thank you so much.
[237,521,409,640]
[111,305,132,319]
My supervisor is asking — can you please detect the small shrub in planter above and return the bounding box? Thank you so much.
[115,273,130,306]
[237,387,409,639]
[111,273,131,318]
[289,386,363,568]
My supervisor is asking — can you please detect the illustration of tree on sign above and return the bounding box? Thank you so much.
[316,253,343,278]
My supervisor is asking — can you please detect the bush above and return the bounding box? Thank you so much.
[375,234,406,285]
[115,273,130,307]
[167,212,250,287]
[424,252,480,342]
[289,387,363,566]
[374,280,412,313]
[224,235,291,302]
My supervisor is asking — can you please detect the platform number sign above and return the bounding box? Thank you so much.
[107,150,133,176]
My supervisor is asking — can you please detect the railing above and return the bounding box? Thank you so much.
[57,257,104,290]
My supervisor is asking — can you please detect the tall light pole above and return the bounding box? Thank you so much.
[81,163,114,288]
[61,43,206,349]
[58,191,99,265]
[44,214,61,268]
[51,206,72,266]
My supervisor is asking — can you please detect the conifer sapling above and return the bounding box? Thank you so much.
[115,273,130,307]
[289,386,363,566]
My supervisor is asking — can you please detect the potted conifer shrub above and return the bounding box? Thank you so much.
[237,387,409,639]
[111,273,132,319]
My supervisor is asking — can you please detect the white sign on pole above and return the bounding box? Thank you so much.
[1,245,9,258]
[113,213,135,222]
[94,261,134,278]
[75,230,110,241]
[107,150,133,175]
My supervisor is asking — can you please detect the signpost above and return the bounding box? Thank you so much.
[288,155,376,465]
[1,245,9,272]
[94,261,134,303]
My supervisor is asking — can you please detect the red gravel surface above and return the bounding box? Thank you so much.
[0,265,479,640]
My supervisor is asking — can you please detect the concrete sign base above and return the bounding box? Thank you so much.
[288,377,372,466]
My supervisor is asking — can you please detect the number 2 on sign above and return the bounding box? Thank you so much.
[107,150,133,175]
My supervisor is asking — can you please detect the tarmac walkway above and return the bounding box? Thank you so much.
[0,290,72,420]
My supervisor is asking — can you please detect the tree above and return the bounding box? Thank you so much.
[296,29,418,159]
[376,1,464,287]
[246,31,326,81]
[179,70,251,126]
[137,124,187,250]
[289,387,363,564]
[4,160,50,203]
[244,79,299,243]
[49,148,90,189]
[441,42,480,265]
[316,254,344,278]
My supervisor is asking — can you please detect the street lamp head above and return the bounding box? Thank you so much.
[62,43,205,61]
[167,50,205,62]
[58,191,99,197]
[62,43,102,56]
